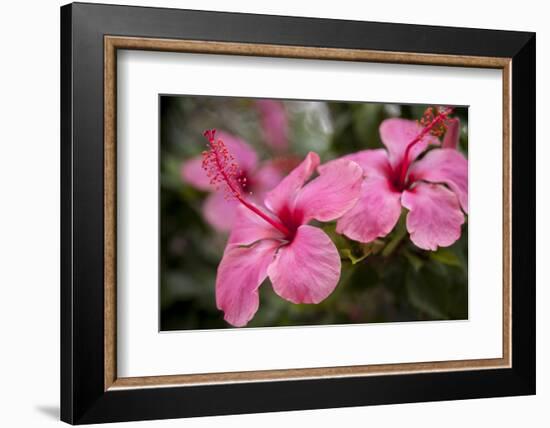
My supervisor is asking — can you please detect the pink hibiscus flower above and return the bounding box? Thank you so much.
[181,131,283,231]
[256,99,289,151]
[331,107,468,251]
[201,130,363,326]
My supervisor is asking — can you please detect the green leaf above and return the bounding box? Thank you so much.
[430,248,461,267]
[406,264,451,319]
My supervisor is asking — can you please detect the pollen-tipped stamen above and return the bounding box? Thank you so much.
[396,107,455,188]
[202,129,290,237]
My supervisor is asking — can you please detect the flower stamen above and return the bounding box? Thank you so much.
[202,129,290,236]
[396,107,454,189]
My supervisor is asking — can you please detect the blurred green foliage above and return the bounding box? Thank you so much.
[160,96,469,330]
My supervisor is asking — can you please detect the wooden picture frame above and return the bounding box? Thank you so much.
[61,2,535,424]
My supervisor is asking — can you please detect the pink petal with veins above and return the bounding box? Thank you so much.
[319,148,392,179]
[264,152,319,216]
[228,205,284,246]
[268,225,340,304]
[409,148,468,213]
[336,177,402,243]
[295,159,363,222]
[216,240,279,327]
[401,182,465,251]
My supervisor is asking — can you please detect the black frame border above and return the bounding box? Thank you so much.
[61,2,535,424]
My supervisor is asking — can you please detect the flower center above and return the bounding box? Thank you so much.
[202,129,291,237]
[392,107,454,191]
[275,204,304,241]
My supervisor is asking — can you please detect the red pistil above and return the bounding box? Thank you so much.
[396,107,454,189]
[202,129,290,237]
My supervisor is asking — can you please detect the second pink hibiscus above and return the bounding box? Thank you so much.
[330,108,468,251]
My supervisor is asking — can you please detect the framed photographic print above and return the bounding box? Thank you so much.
[60,2,536,424]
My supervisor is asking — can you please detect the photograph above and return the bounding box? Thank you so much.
[160,96,469,330]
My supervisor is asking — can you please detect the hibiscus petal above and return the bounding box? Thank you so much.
[268,225,340,304]
[203,192,239,231]
[216,240,279,327]
[336,177,402,243]
[409,148,468,213]
[217,131,258,172]
[252,162,284,198]
[264,152,319,215]
[256,100,288,151]
[379,118,440,168]
[401,183,465,251]
[294,159,363,222]
[181,156,212,191]
[318,149,391,179]
[442,118,461,149]
[228,205,285,246]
